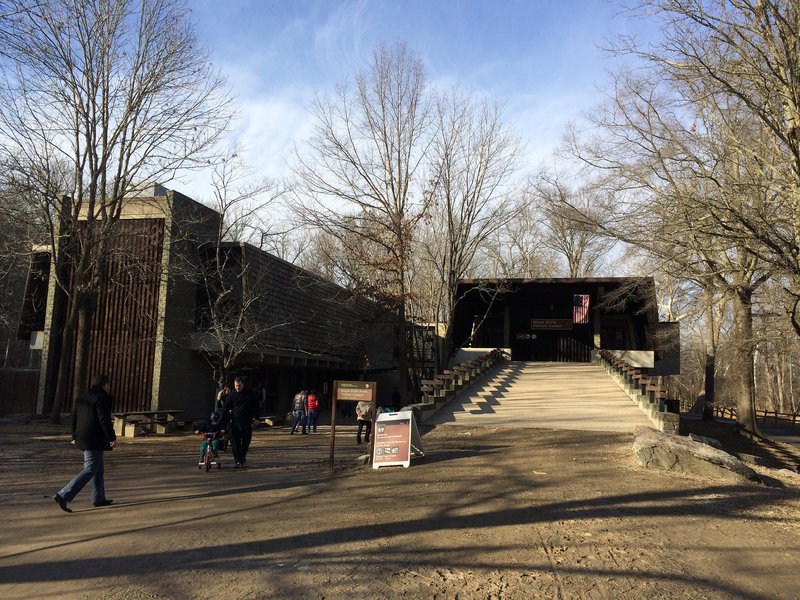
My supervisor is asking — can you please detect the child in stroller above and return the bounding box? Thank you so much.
[195,411,225,470]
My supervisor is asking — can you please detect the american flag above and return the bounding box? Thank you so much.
[573,294,590,324]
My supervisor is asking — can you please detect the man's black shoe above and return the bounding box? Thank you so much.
[53,494,72,513]
[93,499,113,507]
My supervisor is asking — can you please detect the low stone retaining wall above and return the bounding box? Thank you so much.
[600,349,680,434]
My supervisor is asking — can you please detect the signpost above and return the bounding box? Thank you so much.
[330,381,376,472]
[372,410,424,469]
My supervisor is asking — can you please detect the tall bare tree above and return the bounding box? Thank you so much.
[0,0,231,420]
[615,1,800,319]
[564,58,773,434]
[415,90,521,369]
[532,173,616,277]
[478,199,562,279]
[583,0,800,434]
[293,41,433,402]
[191,151,289,388]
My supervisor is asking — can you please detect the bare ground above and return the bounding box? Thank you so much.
[1,416,799,600]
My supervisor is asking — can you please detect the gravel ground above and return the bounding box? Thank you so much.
[1,417,799,600]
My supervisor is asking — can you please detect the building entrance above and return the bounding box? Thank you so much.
[510,330,592,362]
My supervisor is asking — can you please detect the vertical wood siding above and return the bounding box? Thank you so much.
[68,219,164,412]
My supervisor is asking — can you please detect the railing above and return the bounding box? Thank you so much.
[599,349,680,434]
[410,349,506,420]
[711,406,800,427]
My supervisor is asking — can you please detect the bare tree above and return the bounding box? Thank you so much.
[293,41,433,402]
[478,198,562,279]
[190,151,289,387]
[0,0,231,421]
[532,173,617,277]
[415,89,522,369]
[564,58,773,434]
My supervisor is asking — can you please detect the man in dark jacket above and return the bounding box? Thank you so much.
[53,374,117,512]
[222,376,260,468]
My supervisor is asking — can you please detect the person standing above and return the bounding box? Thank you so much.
[53,374,117,512]
[215,385,230,411]
[290,389,308,435]
[306,390,320,433]
[356,400,373,445]
[222,376,260,468]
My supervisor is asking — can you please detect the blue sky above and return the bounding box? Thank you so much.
[181,0,649,200]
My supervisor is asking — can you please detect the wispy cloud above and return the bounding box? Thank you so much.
[177,0,649,200]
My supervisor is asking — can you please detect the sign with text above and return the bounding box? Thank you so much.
[334,381,375,402]
[330,381,377,472]
[372,411,424,469]
[530,318,573,330]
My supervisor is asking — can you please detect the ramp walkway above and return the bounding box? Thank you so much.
[426,361,652,433]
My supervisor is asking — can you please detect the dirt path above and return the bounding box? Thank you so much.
[1,420,799,599]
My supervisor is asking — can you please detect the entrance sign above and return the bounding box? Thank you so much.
[372,410,425,469]
[530,318,572,330]
[335,381,375,402]
[330,381,377,472]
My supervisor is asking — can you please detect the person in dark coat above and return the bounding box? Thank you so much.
[222,376,260,468]
[53,374,117,512]
[195,411,225,460]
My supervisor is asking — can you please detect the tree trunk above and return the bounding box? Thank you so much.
[71,297,91,402]
[49,295,82,424]
[731,285,761,436]
[701,287,716,420]
[702,351,716,420]
[397,302,410,405]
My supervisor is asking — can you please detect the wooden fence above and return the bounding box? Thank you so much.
[712,406,800,428]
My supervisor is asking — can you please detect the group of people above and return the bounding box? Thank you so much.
[206,376,261,468]
[289,389,321,434]
[54,374,388,513]
[53,374,262,514]
[290,390,375,444]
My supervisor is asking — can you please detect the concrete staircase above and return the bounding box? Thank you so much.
[425,361,653,433]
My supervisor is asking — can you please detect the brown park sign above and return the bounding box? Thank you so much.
[530,318,573,330]
[330,381,377,472]
[334,381,375,402]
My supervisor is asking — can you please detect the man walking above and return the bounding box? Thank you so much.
[290,389,308,435]
[53,374,117,512]
[222,376,260,468]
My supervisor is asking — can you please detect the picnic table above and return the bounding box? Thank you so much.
[113,410,184,437]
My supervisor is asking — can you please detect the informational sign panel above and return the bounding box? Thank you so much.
[330,381,377,472]
[372,410,424,469]
[335,381,375,402]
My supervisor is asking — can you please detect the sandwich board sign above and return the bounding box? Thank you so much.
[372,409,425,469]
